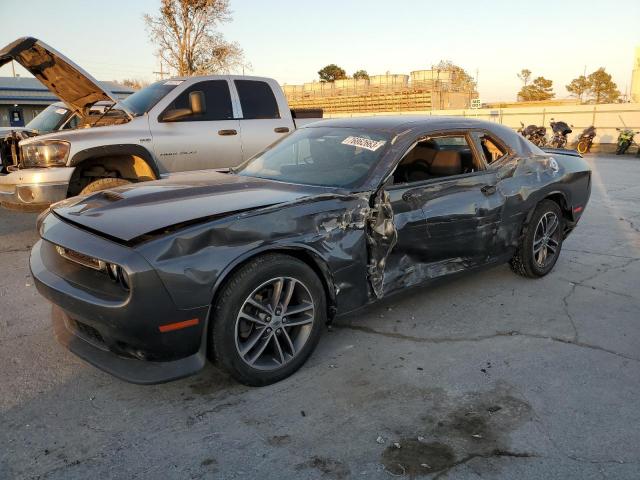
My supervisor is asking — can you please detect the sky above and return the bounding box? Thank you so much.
[1,0,639,102]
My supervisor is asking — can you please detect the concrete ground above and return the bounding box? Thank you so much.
[1,154,639,479]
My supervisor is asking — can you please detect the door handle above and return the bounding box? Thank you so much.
[481,185,497,195]
[274,127,290,133]
[218,129,237,136]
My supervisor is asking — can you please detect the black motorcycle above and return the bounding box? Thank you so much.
[518,122,547,147]
[549,119,572,149]
[576,126,596,154]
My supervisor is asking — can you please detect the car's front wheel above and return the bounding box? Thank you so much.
[510,200,564,278]
[210,254,326,386]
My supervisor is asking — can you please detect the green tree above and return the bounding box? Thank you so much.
[517,69,532,86]
[434,60,476,91]
[566,75,590,103]
[586,68,620,103]
[353,70,369,80]
[518,76,555,101]
[318,64,347,82]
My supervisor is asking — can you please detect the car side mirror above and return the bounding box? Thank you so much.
[160,91,206,122]
[189,91,205,115]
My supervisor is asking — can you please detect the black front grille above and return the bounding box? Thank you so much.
[66,318,107,350]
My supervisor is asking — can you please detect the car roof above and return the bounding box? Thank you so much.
[306,115,504,133]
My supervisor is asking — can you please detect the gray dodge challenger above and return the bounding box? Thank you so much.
[31,117,591,386]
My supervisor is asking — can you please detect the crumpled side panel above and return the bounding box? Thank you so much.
[137,194,373,312]
[366,190,398,298]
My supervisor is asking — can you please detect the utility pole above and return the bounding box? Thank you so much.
[11,60,16,78]
[153,62,167,80]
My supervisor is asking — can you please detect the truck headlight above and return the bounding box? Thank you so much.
[21,141,70,168]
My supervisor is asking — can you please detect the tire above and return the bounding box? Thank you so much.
[576,139,589,155]
[510,200,564,278]
[616,141,630,155]
[79,177,131,195]
[210,253,326,386]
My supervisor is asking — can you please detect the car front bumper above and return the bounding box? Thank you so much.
[0,167,73,211]
[30,213,210,384]
[51,305,207,384]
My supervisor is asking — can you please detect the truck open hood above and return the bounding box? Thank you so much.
[0,37,133,120]
[50,172,332,242]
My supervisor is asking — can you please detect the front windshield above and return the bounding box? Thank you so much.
[25,104,70,132]
[120,80,181,116]
[236,126,389,188]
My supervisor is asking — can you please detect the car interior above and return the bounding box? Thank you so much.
[476,133,508,164]
[392,134,481,184]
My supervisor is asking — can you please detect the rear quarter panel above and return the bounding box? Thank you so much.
[494,152,591,254]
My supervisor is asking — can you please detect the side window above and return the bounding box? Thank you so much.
[62,115,79,130]
[163,80,233,122]
[234,80,280,119]
[392,133,481,184]
[473,132,508,164]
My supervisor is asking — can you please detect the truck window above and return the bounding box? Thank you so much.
[164,80,233,121]
[235,80,280,119]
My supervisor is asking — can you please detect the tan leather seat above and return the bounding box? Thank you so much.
[403,144,437,166]
[430,150,462,176]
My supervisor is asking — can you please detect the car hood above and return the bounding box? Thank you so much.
[0,126,34,137]
[51,172,333,242]
[0,37,132,119]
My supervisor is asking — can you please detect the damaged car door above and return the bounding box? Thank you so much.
[380,131,506,294]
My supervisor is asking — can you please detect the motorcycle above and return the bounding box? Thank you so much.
[518,122,547,147]
[549,119,572,149]
[615,128,640,155]
[576,126,596,154]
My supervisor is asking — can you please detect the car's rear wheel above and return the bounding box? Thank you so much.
[210,254,326,386]
[510,200,564,278]
[79,177,131,195]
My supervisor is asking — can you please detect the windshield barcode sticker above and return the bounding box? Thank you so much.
[341,136,386,151]
[164,80,184,85]
[55,108,67,115]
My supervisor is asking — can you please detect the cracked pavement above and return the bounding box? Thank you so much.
[1,153,639,479]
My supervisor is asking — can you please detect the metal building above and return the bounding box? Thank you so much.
[0,77,134,127]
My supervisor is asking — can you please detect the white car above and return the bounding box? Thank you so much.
[0,37,321,211]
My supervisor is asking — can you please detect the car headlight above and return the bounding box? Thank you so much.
[21,140,70,168]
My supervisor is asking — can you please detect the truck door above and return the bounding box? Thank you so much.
[234,79,293,161]
[150,80,243,173]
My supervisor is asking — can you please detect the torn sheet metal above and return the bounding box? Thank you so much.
[366,189,398,298]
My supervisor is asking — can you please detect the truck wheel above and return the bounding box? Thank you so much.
[79,178,131,195]
[211,253,326,386]
[510,200,564,278]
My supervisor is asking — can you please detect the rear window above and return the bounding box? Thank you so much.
[235,80,280,119]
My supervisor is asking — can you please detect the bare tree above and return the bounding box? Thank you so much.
[120,78,150,90]
[144,0,247,76]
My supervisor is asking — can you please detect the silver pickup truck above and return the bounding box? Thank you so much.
[0,37,321,211]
